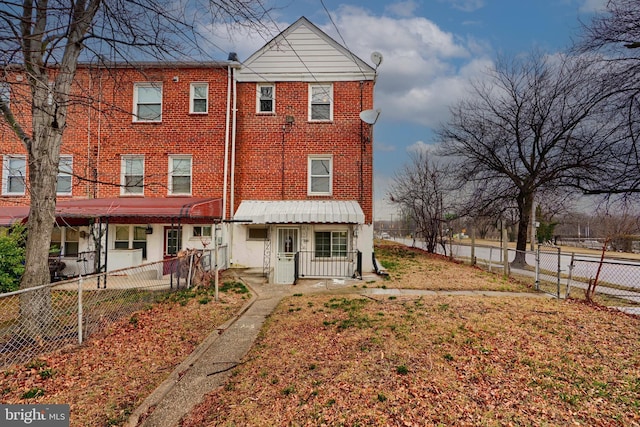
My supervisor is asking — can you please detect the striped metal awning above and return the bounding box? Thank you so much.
[233,200,364,224]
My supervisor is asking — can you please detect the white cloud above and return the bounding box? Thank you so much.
[317,6,493,128]
[375,141,396,152]
[384,1,420,17]
[443,0,485,13]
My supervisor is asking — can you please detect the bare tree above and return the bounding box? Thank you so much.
[388,150,453,253]
[574,0,640,196]
[437,51,617,267]
[0,1,268,338]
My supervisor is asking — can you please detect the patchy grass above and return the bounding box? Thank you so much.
[0,284,249,426]
[182,243,640,426]
[375,242,531,292]
[184,293,640,426]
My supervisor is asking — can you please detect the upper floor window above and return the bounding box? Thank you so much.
[57,156,73,195]
[257,83,274,113]
[121,155,144,195]
[0,82,10,106]
[2,155,26,195]
[168,155,192,195]
[190,83,208,114]
[133,83,162,122]
[308,155,332,195]
[309,84,332,121]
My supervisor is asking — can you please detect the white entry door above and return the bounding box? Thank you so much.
[276,228,298,284]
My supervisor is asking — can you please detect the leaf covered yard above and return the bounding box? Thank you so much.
[184,245,640,426]
[0,285,249,426]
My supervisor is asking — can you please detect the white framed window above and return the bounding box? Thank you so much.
[257,83,275,113]
[121,155,144,195]
[51,227,79,257]
[190,82,208,114]
[114,225,148,259]
[0,82,10,105]
[309,84,333,121]
[2,155,26,195]
[133,82,162,122]
[192,225,212,238]
[314,230,347,258]
[56,156,73,195]
[168,155,192,195]
[308,155,332,195]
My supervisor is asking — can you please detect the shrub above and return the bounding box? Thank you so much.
[0,224,26,293]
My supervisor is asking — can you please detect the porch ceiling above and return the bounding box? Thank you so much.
[233,200,365,224]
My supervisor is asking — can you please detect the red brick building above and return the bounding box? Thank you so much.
[0,17,378,283]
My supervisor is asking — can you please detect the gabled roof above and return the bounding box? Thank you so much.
[233,200,365,224]
[236,17,376,82]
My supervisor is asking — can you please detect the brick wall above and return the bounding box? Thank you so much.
[1,65,375,224]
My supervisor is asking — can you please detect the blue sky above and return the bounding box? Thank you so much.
[204,0,606,220]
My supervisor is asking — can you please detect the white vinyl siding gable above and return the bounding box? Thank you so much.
[236,18,376,82]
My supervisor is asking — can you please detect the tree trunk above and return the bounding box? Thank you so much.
[19,85,64,340]
[512,192,533,268]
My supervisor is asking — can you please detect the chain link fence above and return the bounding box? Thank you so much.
[0,248,225,369]
[391,236,640,314]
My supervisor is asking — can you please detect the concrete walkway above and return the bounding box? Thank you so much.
[126,271,548,427]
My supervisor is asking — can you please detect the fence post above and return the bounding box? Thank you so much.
[566,252,575,299]
[535,246,540,291]
[78,275,83,344]
[556,247,561,299]
[502,228,509,277]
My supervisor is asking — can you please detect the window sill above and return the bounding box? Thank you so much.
[189,112,208,116]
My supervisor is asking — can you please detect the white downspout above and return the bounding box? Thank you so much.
[223,66,231,221]
[229,65,239,264]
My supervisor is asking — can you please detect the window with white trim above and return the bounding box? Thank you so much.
[121,155,144,195]
[51,227,79,257]
[192,225,212,238]
[57,156,73,195]
[308,155,332,195]
[257,83,274,113]
[115,225,148,259]
[190,82,208,114]
[168,155,192,195]
[0,82,9,105]
[133,83,162,122]
[2,155,26,195]
[314,231,347,258]
[309,84,333,121]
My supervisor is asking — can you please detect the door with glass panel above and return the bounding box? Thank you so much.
[276,228,298,284]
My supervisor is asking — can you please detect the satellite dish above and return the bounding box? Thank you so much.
[359,109,381,125]
[371,51,383,68]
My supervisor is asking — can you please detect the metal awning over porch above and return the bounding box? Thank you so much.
[55,197,222,222]
[233,200,365,224]
[0,197,223,225]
